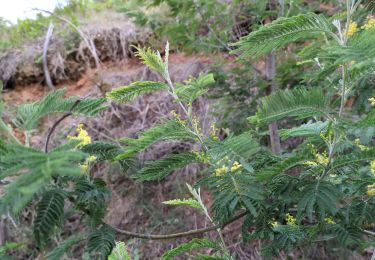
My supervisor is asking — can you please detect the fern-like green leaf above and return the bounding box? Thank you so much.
[87,224,116,260]
[163,198,203,211]
[117,120,196,159]
[231,13,337,58]
[298,182,339,221]
[34,189,66,248]
[46,234,85,260]
[256,154,312,181]
[279,121,328,140]
[328,224,363,246]
[328,148,375,174]
[82,142,137,171]
[0,145,85,214]
[75,178,110,224]
[107,81,168,103]
[13,89,107,130]
[135,152,198,181]
[206,132,260,163]
[134,46,168,77]
[251,87,331,125]
[161,238,221,260]
[108,241,131,260]
[175,74,215,104]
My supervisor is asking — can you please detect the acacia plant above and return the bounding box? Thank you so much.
[1,1,375,259]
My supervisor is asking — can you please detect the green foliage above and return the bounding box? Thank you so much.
[13,89,107,130]
[135,152,199,181]
[0,144,85,214]
[106,81,168,103]
[251,87,332,125]
[34,189,66,248]
[87,224,116,260]
[117,119,196,159]
[279,121,329,140]
[206,132,260,163]
[163,198,203,211]
[161,238,221,260]
[175,73,215,104]
[46,234,85,260]
[134,45,169,77]
[74,177,111,224]
[297,182,339,221]
[232,12,337,59]
[108,241,131,260]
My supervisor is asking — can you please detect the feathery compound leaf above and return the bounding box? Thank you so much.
[117,120,196,159]
[298,182,339,221]
[175,74,215,104]
[328,224,363,246]
[108,241,131,260]
[34,189,66,248]
[75,178,110,224]
[46,234,85,260]
[161,238,221,260]
[329,147,375,173]
[252,87,331,125]
[87,224,116,260]
[134,46,167,77]
[13,89,107,130]
[135,152,198,181]
[163,198,203,211]
[279,121,329,140]
[81,142,137,171]
[0,145,85,214]
[256,154,313,181]
[207,132,260,162]
[231,13,336,58]
[107,81,168,103]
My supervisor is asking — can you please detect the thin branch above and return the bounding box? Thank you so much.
[111,210,248,240]
[44,99,81,153]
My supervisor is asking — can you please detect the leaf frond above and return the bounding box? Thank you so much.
[107,81,168,103]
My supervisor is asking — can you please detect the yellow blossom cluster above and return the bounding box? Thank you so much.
[80,155,97,172]
[324,217,336,225]
[362,18,375,30]
[213,160,242,176]
[191,116,203,135]
[209,123,219,140]
[346,21,358,37]
[67,124,97,172]
[304,144,329,167]
[285,213,296,226]
[371,160,375,175]
[369,97,375,106]
[67,124,92,148]
[354,139,369,151]
[367,183,375,197]
[214,165,228,176]
[269,218,279,228]
[230,161,242,172]
[170,110,187,126]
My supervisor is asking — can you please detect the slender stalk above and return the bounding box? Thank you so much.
[164,70,226,247]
